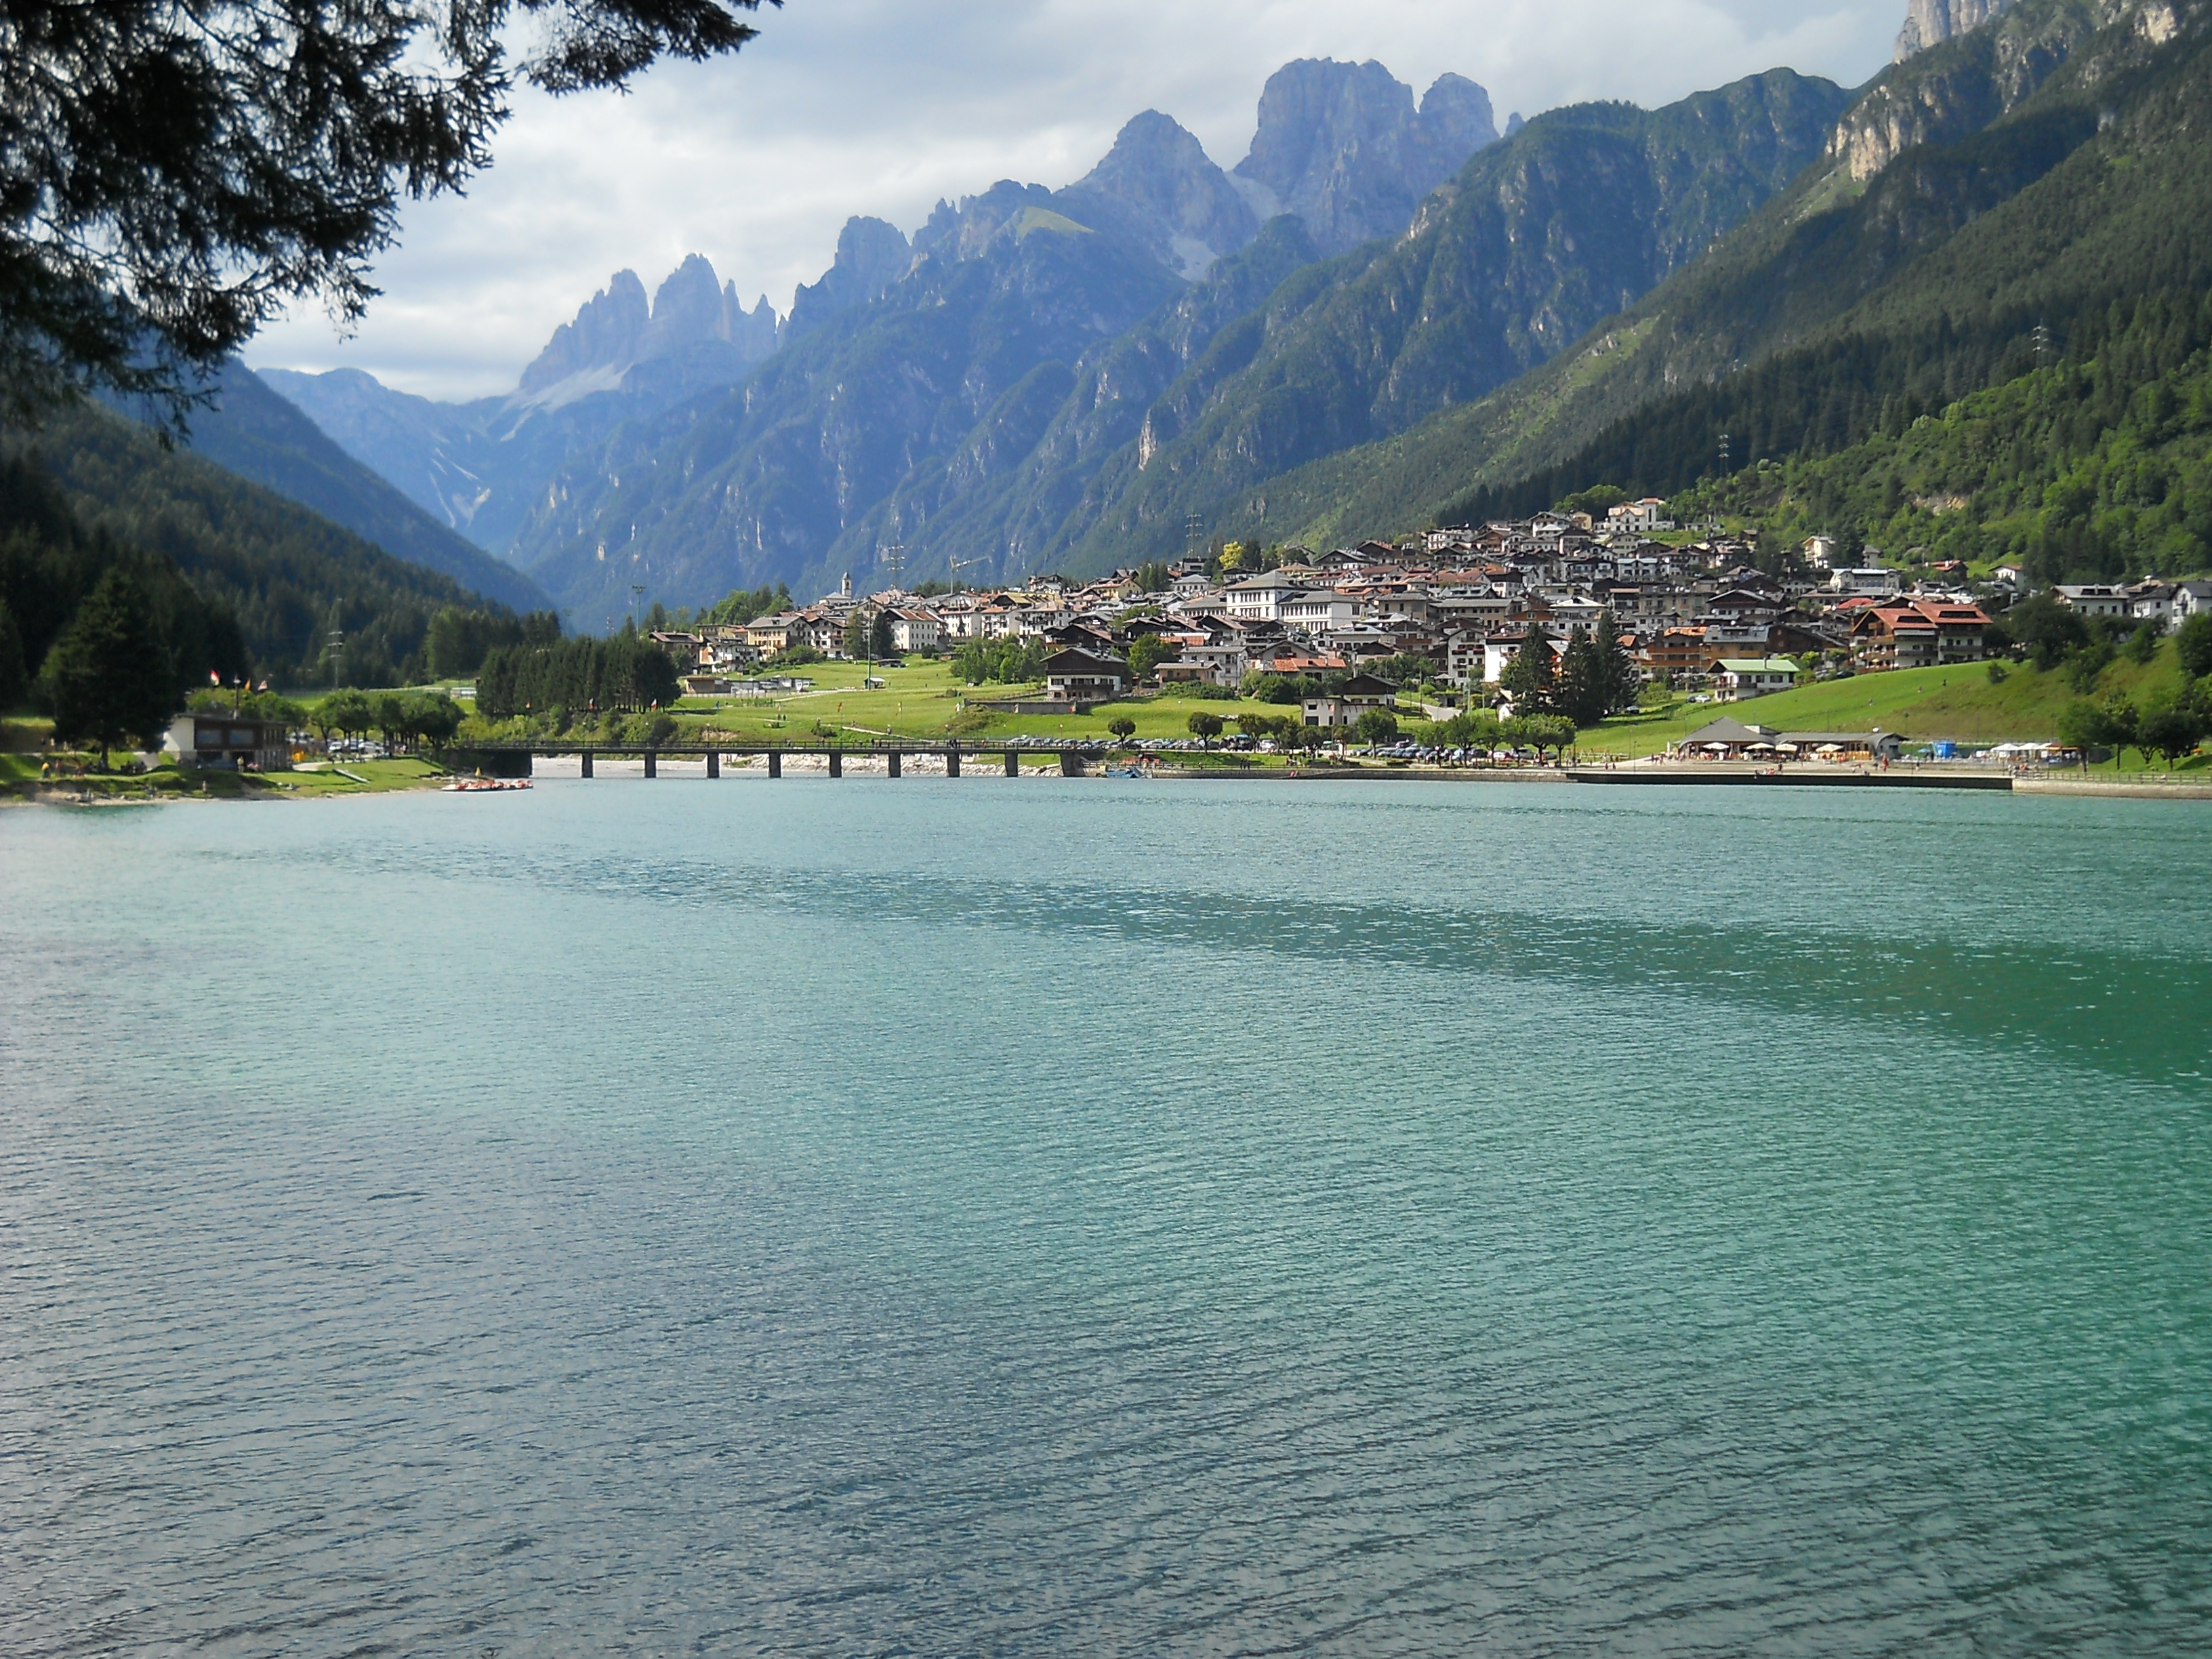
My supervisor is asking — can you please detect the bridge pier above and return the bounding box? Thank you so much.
[829,750,842,779]
[706,750,720,779]
[946,743,961,779]
[888,750,902,780]
[768,750,782,779]
[1004,751,1019,777]
[581,750,594,779]
[1060,750,1085,777]
[644,750,657,779]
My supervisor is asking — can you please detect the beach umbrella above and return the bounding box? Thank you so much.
[1776,743,1799,754]
[1818,743,1843,754]
[1704,742,1729,752]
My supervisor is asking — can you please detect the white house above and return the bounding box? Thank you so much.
[1224,570,1315,623]
[888,610,941,653]
[2055,584,2131,617]
[1482,630,1563,685]
[1828,567,1903,598]
[1714,657,1801,700]
[2171,580,2212,628]
[1279,590,1359,634]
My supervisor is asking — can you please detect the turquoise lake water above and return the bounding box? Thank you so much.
[3,778,2209,1655]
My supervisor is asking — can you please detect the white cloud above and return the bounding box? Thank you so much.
[249,0,1903,400]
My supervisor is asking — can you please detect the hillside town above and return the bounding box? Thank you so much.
[645,509,2211,714]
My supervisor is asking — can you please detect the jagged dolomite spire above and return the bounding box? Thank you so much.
[1896,0,2017,60]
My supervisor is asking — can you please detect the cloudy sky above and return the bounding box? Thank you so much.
[248,0,1906,401]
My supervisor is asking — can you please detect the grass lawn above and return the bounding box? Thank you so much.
[664,661,1257,745]
[275,758,450,795]
[1579,642,2198,758]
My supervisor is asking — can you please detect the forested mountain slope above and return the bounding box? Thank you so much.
[1663,293,2212,579]
[1040,69,1851,572]
[12,403,532,685]
[1244,0,2199,550]
[173,364,556,614]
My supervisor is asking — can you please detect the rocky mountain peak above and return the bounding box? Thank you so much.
[783,216,917,342]
[516,255,781,407]
[1419,74,1500,162]
[1059,110,1259,279]
[517,270,651,397]
[1896,0,2017,60]
[1233,59,1500,255]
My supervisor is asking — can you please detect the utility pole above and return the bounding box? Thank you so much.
[879,543,905,586]
[1184,512,1205,563]
[2033,323,2053,366]
[1717,432,1733,476]
[630,584,645,634]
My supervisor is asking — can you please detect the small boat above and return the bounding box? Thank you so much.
[441,777,532,792]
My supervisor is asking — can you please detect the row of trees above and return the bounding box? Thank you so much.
[1499,615,1639,727]
[424,606,559,679]
[1097,705,1579,760]
[474,631,682,720]
[952,636,1048,685]
[312,689,463,753]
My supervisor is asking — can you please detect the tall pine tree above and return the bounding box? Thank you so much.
[43,569,175,766]
[1500,629,1556,714]
[1559,625,1607,727]
[1595,610,1639,718]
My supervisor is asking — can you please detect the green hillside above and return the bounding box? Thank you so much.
[175,364,557,615]
[8,402,542,689]
[1663,302,2212,578]
[1444,0,2212,558]
[1583,645,2194,756]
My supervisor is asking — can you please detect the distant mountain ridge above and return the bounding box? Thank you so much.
[518,255,780,405]
[1208,0,2205,557]
[262,56,1511,618]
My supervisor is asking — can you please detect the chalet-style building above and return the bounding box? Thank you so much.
[1042,649,1128,705]
[1850,599,1991,670]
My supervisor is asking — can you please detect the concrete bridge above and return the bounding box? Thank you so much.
[445,739,1109,781]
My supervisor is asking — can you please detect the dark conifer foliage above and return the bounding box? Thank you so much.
[474,632,682,718]
[14,402,525,684]
[41,567,176,763]
[0,448,248,699]
[1,0,775,424]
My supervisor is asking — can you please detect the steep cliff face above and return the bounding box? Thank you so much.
[816,216,1324,584]
[1897,0,2017,59]
[1233,60,1499,255]
[1841,0,2131,179]
[783,218,914,340]
[1057,111,1260,279]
